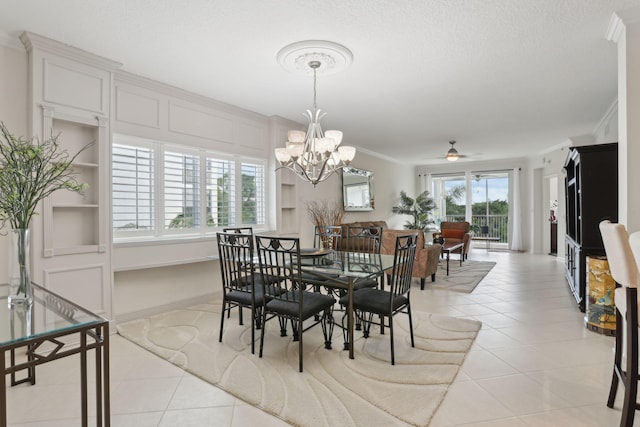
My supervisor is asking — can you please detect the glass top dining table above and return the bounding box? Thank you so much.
[296,250,396,359]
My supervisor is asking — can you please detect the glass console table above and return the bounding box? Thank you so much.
[0,282,110,427]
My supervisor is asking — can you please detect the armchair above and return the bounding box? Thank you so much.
[433,221,472,260]
[380,229,442,290]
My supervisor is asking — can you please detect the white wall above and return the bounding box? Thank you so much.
[291,149,418,248]
[0,44,28,283]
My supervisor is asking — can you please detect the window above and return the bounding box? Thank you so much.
[206,157,235,227]
[164,149,200,229]
[241,162,265,225]
[112,142,155,233]
[112,135,267,240]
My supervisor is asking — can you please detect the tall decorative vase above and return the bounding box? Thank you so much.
[8,228,32,306]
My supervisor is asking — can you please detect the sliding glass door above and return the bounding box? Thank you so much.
[470,172,509,243]
[431,171,510,245]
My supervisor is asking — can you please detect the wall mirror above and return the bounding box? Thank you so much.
[342,167,374,211]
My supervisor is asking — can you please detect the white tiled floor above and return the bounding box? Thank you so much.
[4,251,636,426]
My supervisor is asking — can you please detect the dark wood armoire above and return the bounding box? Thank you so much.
[564,143,618,312]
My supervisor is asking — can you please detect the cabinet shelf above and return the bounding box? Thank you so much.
[52,204,99,209]
[72,162,99,168]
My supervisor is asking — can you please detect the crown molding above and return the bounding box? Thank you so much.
[607,7,640,42]
[19,31,122,71]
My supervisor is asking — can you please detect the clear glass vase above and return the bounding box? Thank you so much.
[8,228,33,307]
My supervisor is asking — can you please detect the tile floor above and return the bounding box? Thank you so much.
[4,250,635,426]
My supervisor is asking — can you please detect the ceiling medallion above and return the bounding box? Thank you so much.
[276,40,353,76]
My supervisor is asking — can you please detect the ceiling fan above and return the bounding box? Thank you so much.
[445,140,468,161]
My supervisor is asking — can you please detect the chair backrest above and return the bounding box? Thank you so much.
[388,233,418,298]
[254,235,303,309]
[216,232,256,294]
[630,232,640,278]
[599,220,638,288]
[314,225,343,250]
[222,227,253,235]
[441,221,470,232]
[346,225,383,254]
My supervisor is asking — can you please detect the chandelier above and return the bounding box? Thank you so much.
[274,41,356,186]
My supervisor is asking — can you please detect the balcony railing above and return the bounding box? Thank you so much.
[443,215,508,243]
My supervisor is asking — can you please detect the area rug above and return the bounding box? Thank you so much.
[117,301,481,427]
[428,260,496,293]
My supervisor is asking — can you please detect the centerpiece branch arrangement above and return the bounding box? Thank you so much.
[305,200,344,249]
[0,121,91,305]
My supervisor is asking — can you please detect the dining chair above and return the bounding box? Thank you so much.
[216,231,262,354]
[254,235,336,372]
[599,220,640,427]
[314,225,343,251]
[345,225,383,290]
[340,232,418,365]
[222,226,253,235]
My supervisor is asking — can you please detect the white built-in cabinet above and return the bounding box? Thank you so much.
[278,170,299,235]
[21,32,121,318]
[42,109,107,256]
[269,116,301,236]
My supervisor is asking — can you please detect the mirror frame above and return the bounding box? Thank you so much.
[342,167,374,211]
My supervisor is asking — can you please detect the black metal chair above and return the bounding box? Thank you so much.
[313,225,344,250]
[254,235,336,372]
[222,226,253,235]
[599,220,640,427]
[216,231,262,353]
[345,225,383,290]
[340,233,418,365]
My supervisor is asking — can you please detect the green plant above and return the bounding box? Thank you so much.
[0,122,90,230]
[392,190,436,232]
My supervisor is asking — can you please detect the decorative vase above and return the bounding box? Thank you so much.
[8,228,33,306]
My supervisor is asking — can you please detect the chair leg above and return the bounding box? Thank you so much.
[259,310,267,358]
[321,307,334,350]
[420,278,426,290]
[298,318,304,372]
[431,273,436,282]
[362,312,373,339]
[219,301,227,343]
[250,309,255,355]
[278,316,288,337]
[621,294,639,427]
[238,306,243,325]
[407,304,415,348]
[608,308,623,408]
[389,315,395,365]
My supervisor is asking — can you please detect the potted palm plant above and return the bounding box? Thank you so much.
[0,122,89,306]
[392,190,436,233]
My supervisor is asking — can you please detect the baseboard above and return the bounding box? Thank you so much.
[114,292,218,326]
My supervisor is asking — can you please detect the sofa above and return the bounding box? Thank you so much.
[432,221,472,260]
[338,221,442,290]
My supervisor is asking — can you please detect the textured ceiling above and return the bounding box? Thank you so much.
[1,0,639,165]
